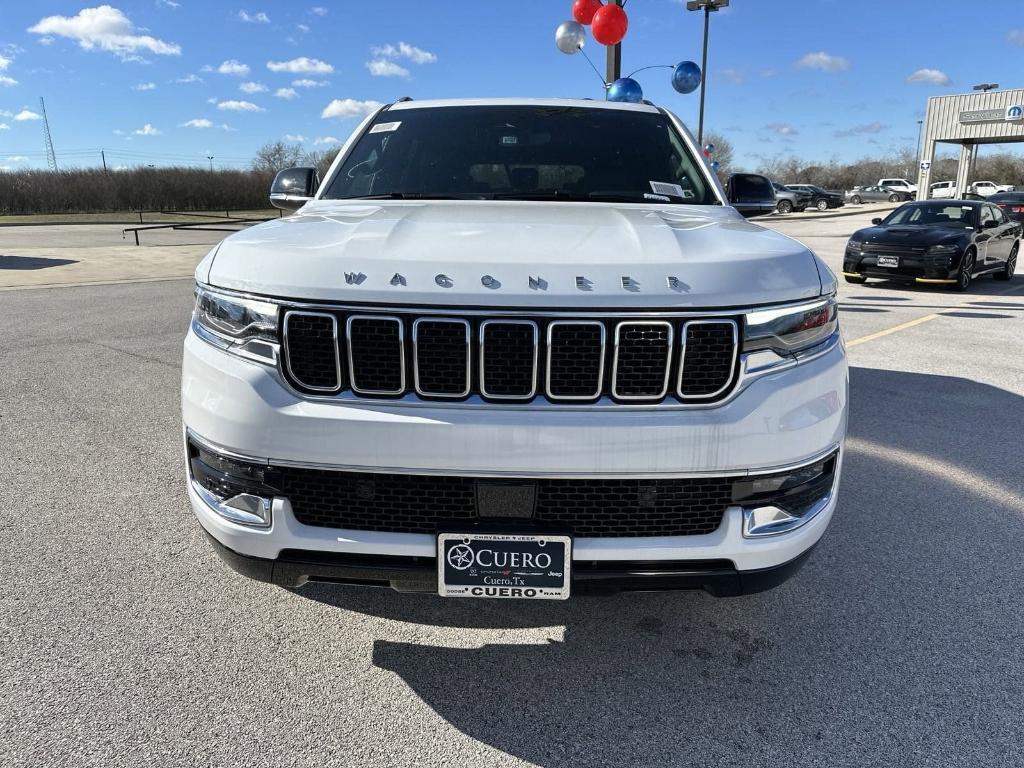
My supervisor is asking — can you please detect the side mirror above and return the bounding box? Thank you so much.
[871,217,883,225]
[983,218,1000,229]
[726,173,777,218]
[270,166,320,212]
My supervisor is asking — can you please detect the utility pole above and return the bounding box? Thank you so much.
[39,97,57,171]
[605,0,622,84]
[101,149,108,172]
[207,155,214,171]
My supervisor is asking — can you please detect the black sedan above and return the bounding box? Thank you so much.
[843,200,1019,291]
[785,184,845,211]
[988,191,1024,223]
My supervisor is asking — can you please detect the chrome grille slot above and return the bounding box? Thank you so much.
[480,320,538,400]
[612,321,673,400]
[413,318,471,398]
[346,316,405,395]
[678,320,738,399]
[282,311,341,392]
[546,321,605,400]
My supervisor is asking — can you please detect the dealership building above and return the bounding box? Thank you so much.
[917,88,1024,197]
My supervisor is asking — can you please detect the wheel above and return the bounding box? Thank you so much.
[995,241,1018,281]
[888,193,900,203]
[816,199,829,211]
[777,199,793,214]
[952,249,976,292]
[851,195,862,205]
[844,274,867,284]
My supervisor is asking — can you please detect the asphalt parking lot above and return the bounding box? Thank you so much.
[2,210,1022,767]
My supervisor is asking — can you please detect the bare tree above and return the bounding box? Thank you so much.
[703,131,734,181]
[251,141,306,173]
[303,147,342,179]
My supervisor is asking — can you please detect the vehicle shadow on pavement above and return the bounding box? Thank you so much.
[298,368,1024,767]
[0,254,78,270]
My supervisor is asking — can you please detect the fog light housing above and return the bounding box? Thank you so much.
[188,438,277,528]
[735,452,838,538]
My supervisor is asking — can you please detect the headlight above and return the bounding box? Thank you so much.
[192,284,279,363]
[926,244,958,255]
[743,296,838,356]
[845,239,864,255]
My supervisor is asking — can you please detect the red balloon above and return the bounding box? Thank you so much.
[591,3,628,46]
[572,0,603,25]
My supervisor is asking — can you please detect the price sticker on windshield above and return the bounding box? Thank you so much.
[370,121,401,134]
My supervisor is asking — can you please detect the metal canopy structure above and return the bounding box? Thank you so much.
[917,88,1024,198]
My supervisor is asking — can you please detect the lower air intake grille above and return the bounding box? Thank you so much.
[679,321,738,398]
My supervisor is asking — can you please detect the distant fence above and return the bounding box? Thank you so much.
[0,167,274,216]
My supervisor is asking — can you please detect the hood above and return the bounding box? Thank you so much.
[854,225,971,247]
[206,200,823,309]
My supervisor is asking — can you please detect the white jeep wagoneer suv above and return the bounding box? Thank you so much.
[183,98,847,600]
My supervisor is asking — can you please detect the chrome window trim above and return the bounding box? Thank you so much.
[346,314,406,395]
[412,317,471,398]
[677,318,739,400]
[185,428,842,481]
[282,310,341,392]
[479,319,539,400]
[545,320,606,401]
[611,320,674,401]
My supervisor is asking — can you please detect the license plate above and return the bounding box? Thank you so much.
[876,255,899,267]
[437,533,571,600]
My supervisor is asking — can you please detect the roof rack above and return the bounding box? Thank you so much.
[396,96,413,102]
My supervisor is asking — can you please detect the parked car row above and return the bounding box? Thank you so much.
[770,181,845,213]
[930,180,1015,198]
[845,185,914,204]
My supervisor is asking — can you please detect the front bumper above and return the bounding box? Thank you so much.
[183,327,848,585]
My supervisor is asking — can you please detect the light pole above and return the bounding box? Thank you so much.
[207,155,214,171]
[915,120,923,162]
[686,0,729,145]
[972,83,999,92]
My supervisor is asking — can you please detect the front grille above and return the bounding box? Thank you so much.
[861,243,926,257]
[275,468,735,537]
[281,308,741,405]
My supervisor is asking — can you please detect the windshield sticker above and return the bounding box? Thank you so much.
[650,181,686,198]
[369,121,401,134]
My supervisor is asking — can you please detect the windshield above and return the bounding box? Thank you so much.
[883,203,977,228]
[322,105,716,205]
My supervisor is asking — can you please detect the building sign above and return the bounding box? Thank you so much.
[1006,105,1024,121]
[959,109,1006,124]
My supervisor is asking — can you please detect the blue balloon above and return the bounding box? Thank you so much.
[710,160,721,172]
[607,77,643,103]
[672,61,701,94]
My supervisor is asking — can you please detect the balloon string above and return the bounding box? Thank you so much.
[578,46,609,91]
[624,64,674,79]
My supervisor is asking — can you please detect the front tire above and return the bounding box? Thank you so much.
[888,193,900,203]
[953,249,976,292]
[851,195,862,205]
[995,242,1018,281]
[777,199,793,214]
[816,199,829,212]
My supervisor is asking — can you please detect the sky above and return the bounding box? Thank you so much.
[3,0,1024,171]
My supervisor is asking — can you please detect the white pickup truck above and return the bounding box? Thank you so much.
[969,181,1015,197]
[182,97,847,601]
[878,178,918,196]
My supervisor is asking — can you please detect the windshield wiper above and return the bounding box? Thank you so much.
[337,192,464,200]
[492,191,686,204]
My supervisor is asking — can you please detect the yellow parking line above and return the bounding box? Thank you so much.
[846,281,1024,348]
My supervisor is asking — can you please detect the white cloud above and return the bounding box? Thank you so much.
[134,123,160,135]
[296,23,310,33]
[158,0,180,7]
[217,99,264,112]
[796,51,849,73]
[0,54,10,70]
[28,6,181,59]
[175,73,202,83]
[14,109,41,121]
[0,75,16,87]
[314,136,340,145]
[182,118,213,128]
[132,81,156,91]
[906,68,951,86]
[266,56,333,74]
[372,41,437,65]
[0,123,10,130]
[220,123,236,131]
[309,6,327,15]
[1008,29,1024,46]
[834,121,887,138]
[321,98,383,119]
[292,78,327,88]
[206,96,217,104]
[366,59,408,78]
[209,59,250,76]
[719,68,744,84]
[239,80,267,93]
[238,10,270,23]
[5,155,29,161]
[766,122,798,136]
[274,87,298,100]
[284,133,306,142]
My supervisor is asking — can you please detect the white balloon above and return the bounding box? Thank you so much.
[555,21,585,55]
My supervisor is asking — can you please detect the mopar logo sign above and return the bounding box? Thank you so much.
[1007,105,1024,121]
